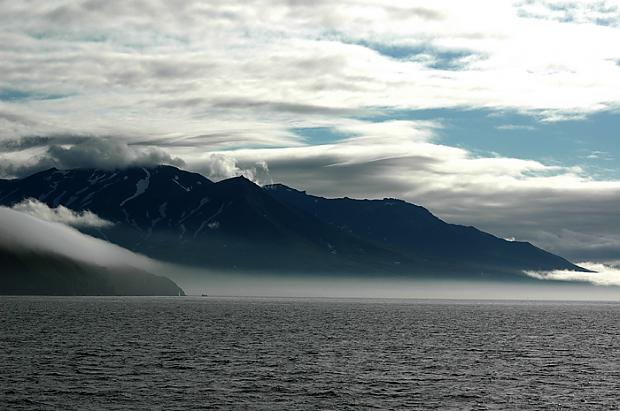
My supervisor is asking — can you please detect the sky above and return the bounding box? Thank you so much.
[1,0,620,263]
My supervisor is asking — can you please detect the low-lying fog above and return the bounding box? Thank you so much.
[158,264,620,301]
[3,201,620,301]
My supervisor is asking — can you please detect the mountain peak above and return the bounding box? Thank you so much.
[264,183,304,194]
[217,175,259,187]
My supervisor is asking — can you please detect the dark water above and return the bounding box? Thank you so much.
[1,297,619,410]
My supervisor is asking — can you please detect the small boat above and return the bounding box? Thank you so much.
[201,293,209,297]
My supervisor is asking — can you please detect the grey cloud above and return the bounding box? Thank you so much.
[133,133,238,148]
[146,59,217,80]
[156,97,382,120]
[46,138,185,170]
[209,98,363,116]
[133,127,301,150]
[195,145,620,263]
[0,109,40,128]
[244,154,439,197]
[0,137,185,178]
[0,135,87,152]
[157,96,367,117]
[383,6,445,21]
[192,154,272,184]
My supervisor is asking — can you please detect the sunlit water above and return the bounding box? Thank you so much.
[1,297,619,410]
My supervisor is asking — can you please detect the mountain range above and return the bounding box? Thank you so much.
[0,165,584,284]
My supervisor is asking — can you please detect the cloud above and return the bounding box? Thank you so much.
[585,150,613,160]
[0,135,87,152]
[495,124,536,131]
[1,0,620,264]
[0,137,185,178]
[10,198,112,228]
[47,138,185,169]
[516,0,620,27]
[525,262,620,286]
[0,206,152,269]
[196,153,272,184]
[184,119,620,261]
[1,0,620,144]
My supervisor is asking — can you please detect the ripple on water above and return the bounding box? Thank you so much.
[1,297,620,410]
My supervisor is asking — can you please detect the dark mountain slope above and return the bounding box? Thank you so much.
[0,167,407,273]
[0,166,212,224]
[0,166,584,278]
[0,245,184,296]
[186,176,415,272]
[264,184,581,274]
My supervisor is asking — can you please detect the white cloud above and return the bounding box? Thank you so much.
[525,262,620,286]
[10,198,113,228]
[495,124,535,131]
[1,0,620,142]
[196,153,272,184]
[0,206,152,269]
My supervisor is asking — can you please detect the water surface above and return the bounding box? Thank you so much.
[1,297,619,409]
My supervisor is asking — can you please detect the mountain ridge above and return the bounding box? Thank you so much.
[264,183,580,274]
[0,165,585,280]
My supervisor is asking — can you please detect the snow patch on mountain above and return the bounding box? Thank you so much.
[120,168,151,207]
[194,203,226,238]
[180,197,209,223]
[52,190,67,207]
[172,176,191,192]
[158,202,168,218]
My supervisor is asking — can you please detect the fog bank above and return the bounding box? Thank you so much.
[160,265,620,301]
[0,206,153,270]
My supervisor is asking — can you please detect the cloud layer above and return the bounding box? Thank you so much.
[0,137,185,177]
[1,1,620,262]
[2,0,620,141]
[185,119,620,261]
[11,198,113,228]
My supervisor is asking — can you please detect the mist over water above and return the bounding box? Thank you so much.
[159,264,620,301]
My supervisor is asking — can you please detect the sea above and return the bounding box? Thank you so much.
[1,296,619,410]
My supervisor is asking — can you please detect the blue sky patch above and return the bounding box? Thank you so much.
[359,107,620,179]
[368,44,476,69]
[340,38,481,70]
[293,127,353,145]
[0,88,70,102]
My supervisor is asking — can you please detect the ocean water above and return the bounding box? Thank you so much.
[1,297,619,410]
